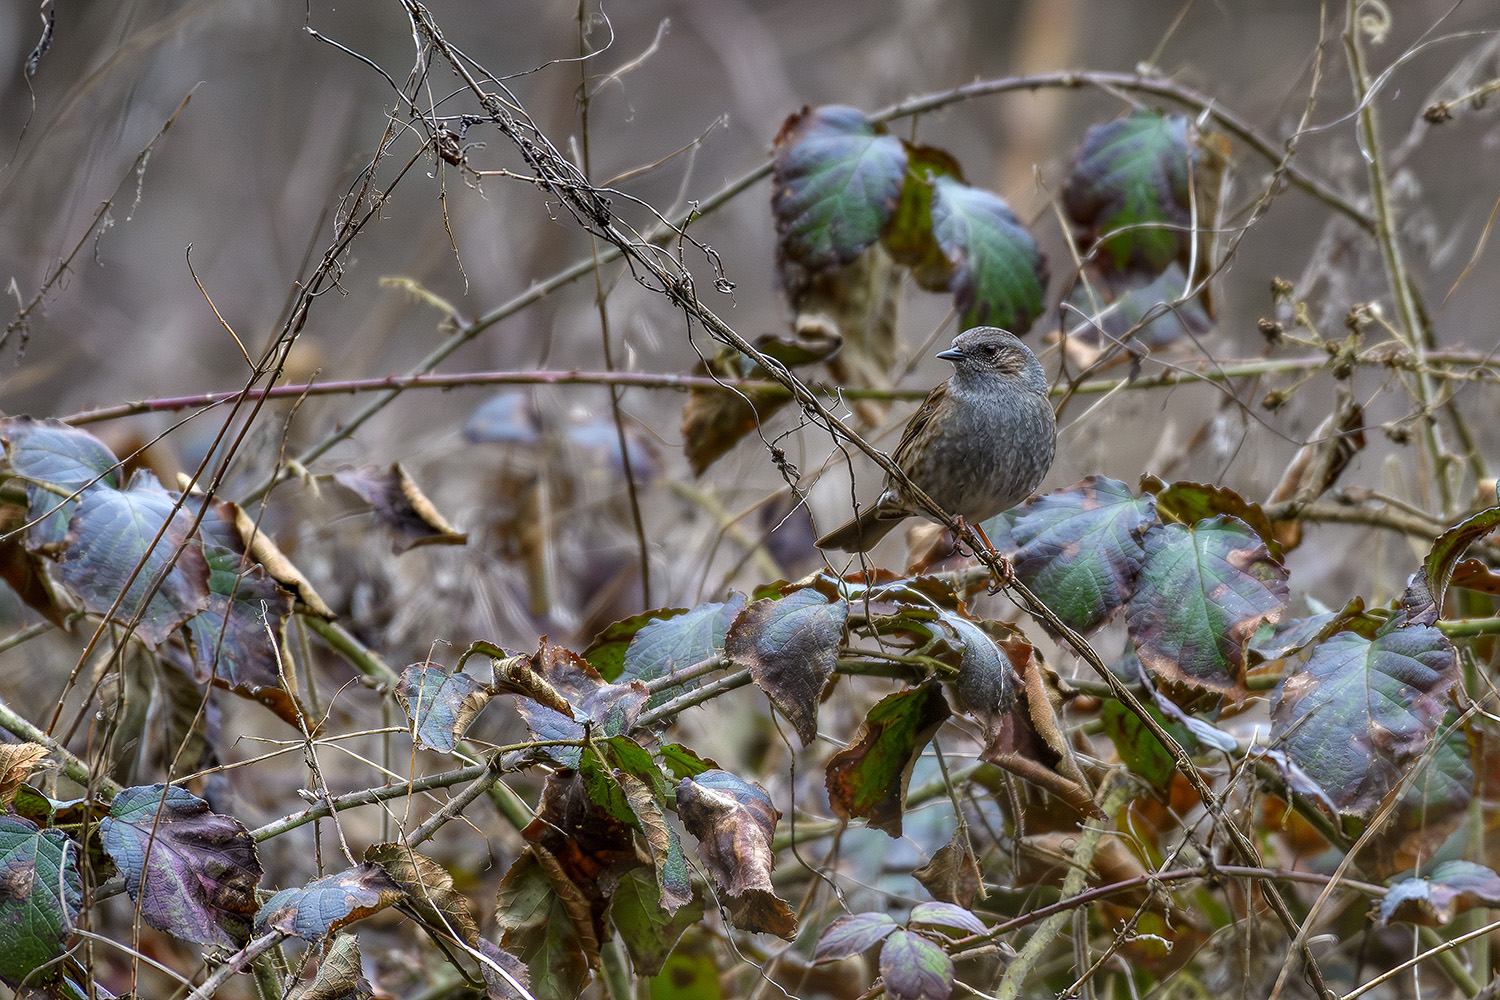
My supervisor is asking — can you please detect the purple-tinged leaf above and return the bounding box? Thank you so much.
[0,416,121,549]
[908,901,986,938]
[880,928,954,1000]
[99,783,261,947]
[1271,623,1459,819]
[727,588,848,746]
[57,471,211,649]
[813,912,899,961]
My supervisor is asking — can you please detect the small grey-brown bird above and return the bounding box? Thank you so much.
[816,327,1056,553]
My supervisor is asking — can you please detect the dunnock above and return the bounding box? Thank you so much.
[816,327,1055,553]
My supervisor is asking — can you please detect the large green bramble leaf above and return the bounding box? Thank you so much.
[99,783,261,947]
[618,595,745,692]
[57,471,211,649]
[1005,476,1157,634]
[884,144,965,290]
[1270,623,1458,819]
[1063,109,1196,277]
[930,175,1048,332]
[772,106,907,273]
[0,815,80,987]
[1127,515,1287,699]
[825,683,950,838]
[726,587,847,747]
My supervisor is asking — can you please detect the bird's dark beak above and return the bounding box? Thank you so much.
[936,346,962,362]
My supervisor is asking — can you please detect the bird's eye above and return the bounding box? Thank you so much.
[981,343,999,356]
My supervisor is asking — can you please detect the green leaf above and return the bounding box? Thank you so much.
[1127,516,1288,698]
[879,928,954,1000]
[772,106,907,273]
[1271,624,1458,818]
[0,815,80,987]
[825,683,950,838]
[395,664,493,753]
[99,784,261,947]
[884,144,965,290]
[1100,698,1193,789]
[256,864,403,940]
[0,416,121,549]
[585,607,689,680]
[726,588,848,747]
[57,471,212,649]
[494,850,592,1000]
[1063,109,1195,277]
[1379,860,1500,927]
[658,744,717,782]
[610,868,704,978]
[1005,476,1157,634]
[620,595,745,689]
[929,175,1048,332]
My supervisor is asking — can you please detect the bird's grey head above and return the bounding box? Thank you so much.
[937,327,1048,394]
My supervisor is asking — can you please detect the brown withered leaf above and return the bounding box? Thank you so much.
[523,769,641,904]
[333,463,467,554]
[364,843,480,945]
[491,651,572,715]
[793,245,900,426]
[0,744,50,809]
[913,831,982,908]
[676,769,795,939]
[229,501,335,618]
[826,683,950,838]
[285,933,372,1000]
[1266,390,1365,551]
[982,638,1103,819]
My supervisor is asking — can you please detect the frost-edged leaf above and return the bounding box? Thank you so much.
[620,594,746,689]
[1005,476,1157,634]
[880,928,954,1000]
[610,868,704,978]
[1271,623,1459,818]
[813,912,899,961]
[364,843,479,945]
[0,815,80,987]
[1063,109,1196,277]
[332,463,466,554]
[1127,516,1287,699]
[676,770,794,939]
[395,665,493,753]
[99,783,261,947]
[826,683,950,838]
[930,175,1048,332]
[772,106,907,273]
[726,588,848,747]
[0,416,121,549]
[58,471,211,648]
[256,864,403,940]
[884,144,965,290]
[908,901,986,938]
[1379,861,1500,927]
